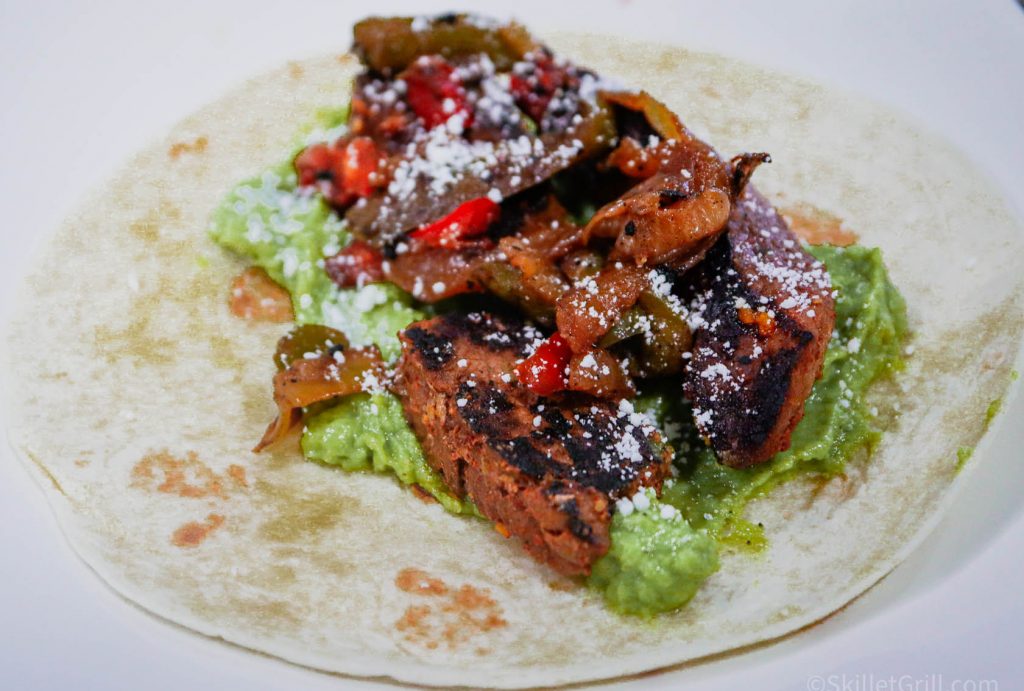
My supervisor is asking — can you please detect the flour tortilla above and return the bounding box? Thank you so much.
[5,35,1023,688]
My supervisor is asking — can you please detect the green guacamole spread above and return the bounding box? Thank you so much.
[208,107,422,361]
[605,244,908,615]
[210,117,908,617]
[302,392,476,514]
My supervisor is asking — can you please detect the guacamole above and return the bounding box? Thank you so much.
[597,245,907,615]
[210,120,907,617]
[302,392,476,514]
[589,490,719,617]
[208,108,422,362]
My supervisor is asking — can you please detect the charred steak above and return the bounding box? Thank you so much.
[683,187,836,467]
[392,312,671,575]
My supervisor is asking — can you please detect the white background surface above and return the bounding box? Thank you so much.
[2,1,1022,689]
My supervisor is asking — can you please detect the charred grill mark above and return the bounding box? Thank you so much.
[682,186,835,467]
[457,383,514,436]
[557,497,594,543]
[453,314,536,356]
[466,327,533,355]
[485,185,553,243]
[562,411,644,494]
[488,437,548,479]
[530,403,572,441]
[405,327,455,370]
[658,187,691,208]
[394,313,671,575]
[742,348,800,446]
[420,312,538,358]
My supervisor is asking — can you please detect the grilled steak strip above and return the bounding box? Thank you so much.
[683,187,836,467]
[392,312,671,575]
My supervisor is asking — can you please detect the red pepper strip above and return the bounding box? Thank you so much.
[294,136,384,208]
[408,197,500,249]
[514,332,572,396]
[403,57,474,129]
[294,143,334,186]
[324,240,384,288]
[340,137,383,197]
[509,52,576,125]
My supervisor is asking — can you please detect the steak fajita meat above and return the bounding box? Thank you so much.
[682,187,835,467]
[391,312,671,575]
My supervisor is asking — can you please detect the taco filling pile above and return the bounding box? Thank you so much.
[210,13,908,616]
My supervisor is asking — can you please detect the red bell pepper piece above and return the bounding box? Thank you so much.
[514,332,572,396]
[294,142,334,187]
[509,52,577,125]
[324,240,385,288]
[408,197,500,249]
[403,57,473,129]
[294,136,384,208]
[339,137,382,198]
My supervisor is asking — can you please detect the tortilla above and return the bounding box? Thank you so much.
[5,35,1023,687]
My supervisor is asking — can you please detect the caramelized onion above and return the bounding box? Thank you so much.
[273,324,349,371]
[555,262,647,353]
[600,90,687,142]
[604,136,661,178]
[586,177,731,266]
[385,248,489,302]
[254,346,385,452]
[567,347,635,399]
[730,152,772,198]
[255,325,381,452]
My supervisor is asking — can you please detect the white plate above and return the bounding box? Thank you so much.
[2,1,1022,689]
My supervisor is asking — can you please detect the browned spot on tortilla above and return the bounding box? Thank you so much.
[981,347,1007,371]
[74,459,90,468]
[131,450,245,500]
[393,569,507,650]
[288,61,304,79]
[396,605,435,648]
[409,484,437,504]
[228,267,293,322]
[782,204,858,246]
[547,578,578,592]
[171,513,225,548]
[803,472,856,509]
[128,212,160,242]
[700,83,721,100]
[255,480,352,543]
[227,464,248,487]
[441,585,507,645]
[168,135,208,159]
[396,568,448,596]
[127,202,181,243]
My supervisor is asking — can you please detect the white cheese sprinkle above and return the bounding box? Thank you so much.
[631,491,651,512]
